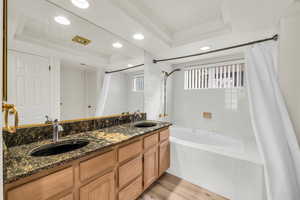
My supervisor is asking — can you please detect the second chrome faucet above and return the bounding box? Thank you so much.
[53,119,64,143]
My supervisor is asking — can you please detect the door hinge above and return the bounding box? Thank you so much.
[49,65,51,71]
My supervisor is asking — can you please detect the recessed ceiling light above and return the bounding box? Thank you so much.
[112,42,123,49]
[71,0,90,9]
[133,33,145,40]
[54,16,71,25]
[127,64,133,67]
[200,46,211,51]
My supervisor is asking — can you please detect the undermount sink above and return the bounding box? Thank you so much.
[30,139,89,157]
[134,121,157,128]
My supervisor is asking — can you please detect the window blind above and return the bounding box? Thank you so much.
[184,63,245,90]
[133,75,144,92]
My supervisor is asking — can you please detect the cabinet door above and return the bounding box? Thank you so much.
[159,140,170,176]
[144,147,158,189]
[80,172,115,200]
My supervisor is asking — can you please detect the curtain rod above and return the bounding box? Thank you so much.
[105,64,145,74]
[153,34,279,64]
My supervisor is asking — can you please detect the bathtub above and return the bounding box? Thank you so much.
[170,126,245,156]
[168,126,266,200]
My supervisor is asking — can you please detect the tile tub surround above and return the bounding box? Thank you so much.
[3,113,146,148]
[4,121,171,184]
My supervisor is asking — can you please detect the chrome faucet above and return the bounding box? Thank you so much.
[53,119,64,142]
[133,110,143,123]
[45,115,52,124]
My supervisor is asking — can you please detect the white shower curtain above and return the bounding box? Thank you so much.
[95,73,111,116]
[246,42,300,200]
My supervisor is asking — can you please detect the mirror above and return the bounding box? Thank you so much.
[6,0,145,126]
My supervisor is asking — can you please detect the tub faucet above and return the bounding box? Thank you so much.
[53,119,64,142]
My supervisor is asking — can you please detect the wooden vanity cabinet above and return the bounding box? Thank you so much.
[5,127,170,200]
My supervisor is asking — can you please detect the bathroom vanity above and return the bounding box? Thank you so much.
[4,120,171,200]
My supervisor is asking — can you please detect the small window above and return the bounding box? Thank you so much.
[133,75,144,92]
[184,62,245,90]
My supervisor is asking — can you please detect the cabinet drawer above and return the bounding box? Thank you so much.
[119,176,142,200]
[80,172,115,200]
[80,150,116,182]
[144,133,158,149]
[118,140,142,162]
[159,129,169,142]
[7,167,74,200]
[119,157,142,189]
[59,193,74,200]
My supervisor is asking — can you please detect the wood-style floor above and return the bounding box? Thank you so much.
[139,173,229,200]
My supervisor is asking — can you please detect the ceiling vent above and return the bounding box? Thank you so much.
[72,35,91,46]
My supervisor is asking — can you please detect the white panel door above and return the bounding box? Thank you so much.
[60,66,87,120]
[8,51,51,125]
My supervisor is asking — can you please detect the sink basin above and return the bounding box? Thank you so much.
[134,121,157,128]
[30,139,89,157]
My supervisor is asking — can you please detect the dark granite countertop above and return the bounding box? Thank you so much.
[4,121,171,184]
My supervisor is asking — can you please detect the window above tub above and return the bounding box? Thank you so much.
[184,61,245,90]
[133,75,144,92]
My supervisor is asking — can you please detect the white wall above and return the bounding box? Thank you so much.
[171,59,255,142]
[169,56,262,172]
[279,2,300,145]
[144,51,173,121]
